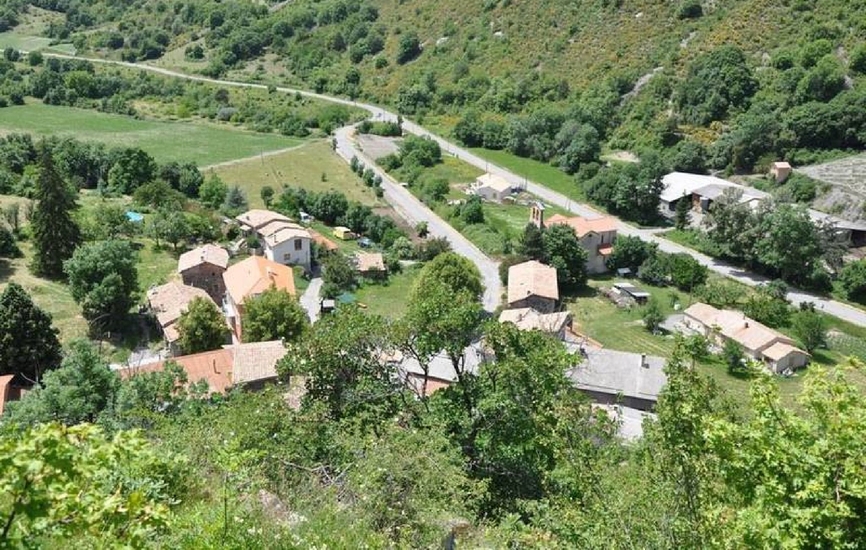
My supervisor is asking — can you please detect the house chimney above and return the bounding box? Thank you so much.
[213,359,219,374]
[640,353,648,369]
[744,321,749,328]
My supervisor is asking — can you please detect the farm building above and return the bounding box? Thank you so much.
[472,173,513,202]
[682,303,810,373]
[770,161,792,183]
[498,308,573,340]
[507,260,559,313]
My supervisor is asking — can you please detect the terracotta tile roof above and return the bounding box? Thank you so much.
[229,340,287,385]
[355,252,385,273]
[475,173,512,192]
[507,260,559,304]
[498,308,572,333]
[546,214,618,237]
[178,244,229,273]
[236,209,293,231]
[120,348,234,394]
[147,282,216,342]
[223,256,296,306]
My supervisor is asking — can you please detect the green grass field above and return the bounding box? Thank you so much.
[0,103,302,165]
[354,264,422,319]
[211,140,386,209]
[469,147,585,201]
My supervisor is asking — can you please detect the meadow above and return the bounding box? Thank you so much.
[0,103,302,166]
[211,140,387,208]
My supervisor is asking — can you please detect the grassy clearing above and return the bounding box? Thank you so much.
[469,147,584,201]
[354,264,422,320]
[0,103,302,165]
[210,140,385,209]
[0,193,178,358]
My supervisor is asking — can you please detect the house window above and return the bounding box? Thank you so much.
[294,239,303,251]
[283,253,291,262]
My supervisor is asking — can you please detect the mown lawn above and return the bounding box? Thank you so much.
[0,103,302,166]
[354,264,422,320]
[211,140,386,208]
[469,147,585,200]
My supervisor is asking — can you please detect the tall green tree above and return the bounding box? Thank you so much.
[221,185,248,216]
[0,282,62,384]
[791,306,827,353]
[31,148,81,279]
[518,223,544,260]
[64,240,139,329]
[542,224,588,287]
[176,297,228,354]
[5,340,119,425]
[242,288,308,343]
[199,174,228,209]
[278,306,401,424]
[674,193,691,230]
[412,251,483,299]
[321,252,357,299]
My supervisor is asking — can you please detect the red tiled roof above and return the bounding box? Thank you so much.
[120,348,234,394]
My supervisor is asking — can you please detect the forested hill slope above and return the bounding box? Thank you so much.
[5,0,866,174]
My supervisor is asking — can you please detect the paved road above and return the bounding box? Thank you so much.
[40,52,866,326]
[299,277,323,323]
[334,127,502,311]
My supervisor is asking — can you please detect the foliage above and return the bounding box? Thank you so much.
[412,251,483,299]
[642,297,664,332]
[321,252,358,299]
[838,259,866,303]
[176,297,228,354]
[518,223,544,261]
[242,288,308,343]
[605,234,656,273]
[790,306,827,353]
[199,173,228,209]
[542,224,588,288]
[722,338,747,376]
[5,340,119,426]
[583,152,667,224]
[667,253,708,291]
[64,240,139,329]
[0,423,182,547]
[30,147,81,279]
[147,209,191,251]
[0,282,62,384]
[676,46,757,125]
[279,306,401,423]
[674,192,691,230]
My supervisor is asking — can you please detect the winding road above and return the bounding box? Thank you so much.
[38,52,866,326]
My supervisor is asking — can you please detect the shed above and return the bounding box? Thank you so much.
[612,282,650,304]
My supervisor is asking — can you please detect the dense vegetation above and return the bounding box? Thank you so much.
[2,254,866,546]
[7,0,866,179]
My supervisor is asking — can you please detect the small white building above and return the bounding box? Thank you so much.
[770,161,792,184]
[472,173,512,202]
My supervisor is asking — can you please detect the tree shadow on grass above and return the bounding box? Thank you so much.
[0,258,15,283]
